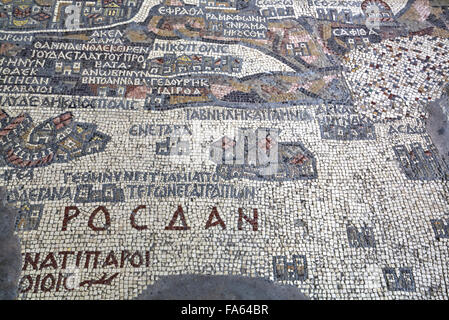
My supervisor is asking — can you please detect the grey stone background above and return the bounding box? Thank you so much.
[426,85,449,162]
[0,188,22,300]
[135,274,309,300]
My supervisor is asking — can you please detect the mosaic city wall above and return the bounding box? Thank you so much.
[1,0,449,299]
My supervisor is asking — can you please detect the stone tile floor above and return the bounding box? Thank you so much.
[0,0,449,300]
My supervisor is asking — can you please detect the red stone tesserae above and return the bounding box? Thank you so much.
[61,205,259,231]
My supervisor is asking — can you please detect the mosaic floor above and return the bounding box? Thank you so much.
[1,0,449,300]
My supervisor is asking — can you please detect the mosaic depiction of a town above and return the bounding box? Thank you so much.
[1,0,449,300]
